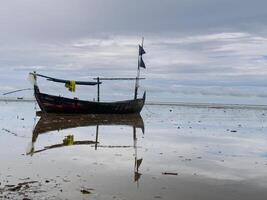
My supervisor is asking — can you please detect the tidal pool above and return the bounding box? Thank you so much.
[0,101,267,200]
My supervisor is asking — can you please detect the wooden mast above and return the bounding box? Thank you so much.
[134,37,144,100]
[97,77,100,102]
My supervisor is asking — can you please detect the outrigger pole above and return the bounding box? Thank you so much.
[134,37,146,100]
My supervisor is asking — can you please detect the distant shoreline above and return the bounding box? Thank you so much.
[1,98,267,110]
[146,101,267,110]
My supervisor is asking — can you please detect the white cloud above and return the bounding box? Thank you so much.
[1,32,267,104]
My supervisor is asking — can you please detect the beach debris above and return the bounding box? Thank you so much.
[154,195,162,199]
[62,179,70,183]
[162,172,178,176]
[5,185,15,187]
[230,130,237,133]
[18,181,38,186]
[0,178,63,199]
[81,189,91,194]
[184,158,192,161]
[4,181,38,192]
[80,188,94,194]
[8,185,22,191]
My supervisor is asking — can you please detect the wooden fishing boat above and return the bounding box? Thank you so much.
[33,84,145,114]
[29,39,147,114]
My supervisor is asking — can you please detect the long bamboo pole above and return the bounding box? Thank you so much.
[93,78,145,81]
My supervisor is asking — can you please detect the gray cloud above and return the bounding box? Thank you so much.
[1,0,267,42]
[2,32,267,83]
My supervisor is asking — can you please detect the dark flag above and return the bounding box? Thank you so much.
[139,57,146,68]
[139,45,146,56]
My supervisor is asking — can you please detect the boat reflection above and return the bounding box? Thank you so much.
[28,112,144,183]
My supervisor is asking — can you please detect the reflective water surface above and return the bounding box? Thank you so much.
[1,101,267,200]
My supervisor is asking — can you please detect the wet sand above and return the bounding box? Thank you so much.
[0,101,267,199]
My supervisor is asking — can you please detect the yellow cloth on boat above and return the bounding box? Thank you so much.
[63,135,74,146]
[65,80,76,92]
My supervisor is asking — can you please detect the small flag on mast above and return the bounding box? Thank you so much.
[139,45,146,56]
[139,57,146,68]
[136,158,143,170]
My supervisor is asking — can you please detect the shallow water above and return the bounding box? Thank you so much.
[0,101,267,199]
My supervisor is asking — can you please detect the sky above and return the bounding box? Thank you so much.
[1,0,267,104]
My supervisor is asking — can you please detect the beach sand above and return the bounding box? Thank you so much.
[0,101,267,200]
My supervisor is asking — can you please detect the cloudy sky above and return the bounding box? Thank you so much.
[1,0,267,104]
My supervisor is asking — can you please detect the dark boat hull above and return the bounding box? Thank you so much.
[34,86,145,114]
